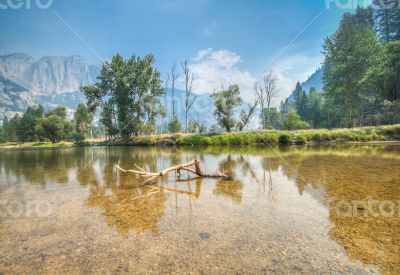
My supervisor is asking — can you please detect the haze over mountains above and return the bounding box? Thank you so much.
[0,53,324,126]
[0,53,98,118]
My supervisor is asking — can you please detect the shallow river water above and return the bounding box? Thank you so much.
[0,145,399,274]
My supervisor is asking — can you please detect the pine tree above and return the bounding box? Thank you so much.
[373,0,400,41]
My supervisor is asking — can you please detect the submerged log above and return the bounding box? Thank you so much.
[115,159,229,184]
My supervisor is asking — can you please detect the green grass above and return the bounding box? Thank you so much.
[127,124,400,146]
[0,141,74,148]
[1,125,399,148]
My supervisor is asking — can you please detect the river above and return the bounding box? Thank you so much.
[0,145,399,274]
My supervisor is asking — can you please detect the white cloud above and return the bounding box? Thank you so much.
[186,48,256,101]
[181,48,323,106]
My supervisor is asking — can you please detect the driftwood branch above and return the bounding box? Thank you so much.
[115,159,229,184]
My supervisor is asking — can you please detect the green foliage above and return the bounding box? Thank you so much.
[35,114,65,143]
[15,105,44,142]
[185,120,208,134]
[0,124,5,143]
[2,115,20,142]
[323,7,381,127]
[260,107,282,129]
[46,106,67,119]
[281,110,310,130]
[278,133,291,144]
[292,82,308,118]
[71,132,89,146]
[279,98,294,118]
[74,104,92,137]
[81,53,164,139]
[210,85,242,132]
[150,125,400,146]
[168,116,182,133]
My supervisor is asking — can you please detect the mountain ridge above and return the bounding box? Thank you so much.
[0,53,98,119]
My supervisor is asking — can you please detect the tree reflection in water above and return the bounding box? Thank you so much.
[0,146,399,273]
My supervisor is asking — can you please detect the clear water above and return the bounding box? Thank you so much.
[0,145,399,274]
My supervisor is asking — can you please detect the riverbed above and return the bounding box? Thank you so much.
[0,145,399,274]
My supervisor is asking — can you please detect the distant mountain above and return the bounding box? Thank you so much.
[0,53,98,93]
[0,53,98,119]
[301,67,324,93]
[287,67,324,103]
[0,74,34,118]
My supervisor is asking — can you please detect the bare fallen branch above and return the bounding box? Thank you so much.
[115,159,229,184]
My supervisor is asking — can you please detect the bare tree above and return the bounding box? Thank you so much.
[181,60,197,133]
[257,70,279,129]
[159,73,169,134]
[171,63,178,118]
[238,89,259,131]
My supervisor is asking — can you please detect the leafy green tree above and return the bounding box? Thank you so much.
[377,100,400,124]
[62,119,75,141]
[81,53,164,139]
[74,104,93,138]
[46,106,67,119]
[16,105,44,142]
[267,107,282,129]
[306,88,323,128]
[279,99,294,118]
[0,124,5,143]
[281,110,310,130]
[100,101,119,138]
[360,40,400,125]
[35,114,65,143]
[3,115,21,142]
[323,8,380,127]
[379,41,400,101]
[168,116,182,133]
[210,85,242,132]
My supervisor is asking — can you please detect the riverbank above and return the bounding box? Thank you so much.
[92,124,400,146]
[1,125,400,148]
[0,141,74,148]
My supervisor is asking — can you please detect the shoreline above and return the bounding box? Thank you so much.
[1,125,400,149]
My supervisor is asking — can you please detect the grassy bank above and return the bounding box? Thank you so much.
[1,125,400,148]
[0,141,74,148]
[96,124,400,146]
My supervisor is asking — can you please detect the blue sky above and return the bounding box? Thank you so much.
[0,0,370,102]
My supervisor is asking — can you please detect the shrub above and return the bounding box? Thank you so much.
[293,135,306,144]
[279,133,291,144]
